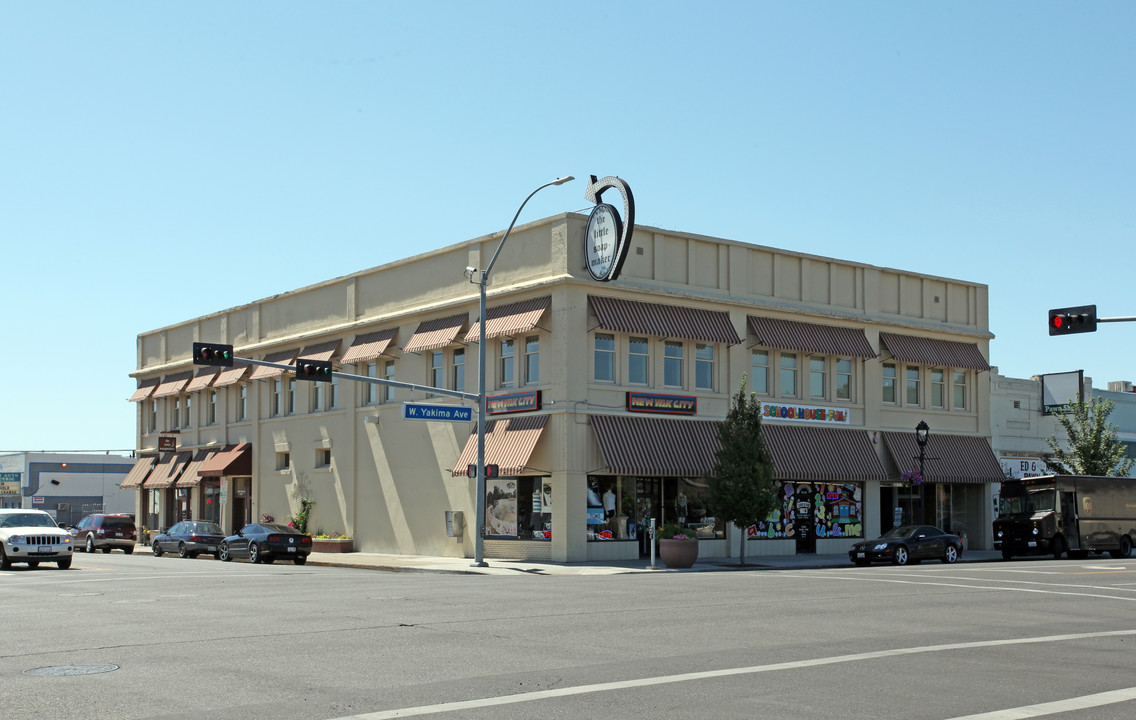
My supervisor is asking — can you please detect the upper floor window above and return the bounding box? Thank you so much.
[429,351,444,395]
[524,336,540,385]
[628,337,649,385]
[808,356,826,399]
[383,360,396,403]
[882,363,897,404]
[594,333,615,383]
[953,370,968,410]
[905,367,920,406]
[364,362,378,405]
[664,341,684,387]
[500,339,515,389]
[695,344,714,391]
[835,358,852,401]
[328,375,339,410]
[751,350,770,394]
[779,353,798,397]
[310,380,324,412]
[149,399,158,433]
[453,349,465,392]
[208,391,218,425]
[271,379,282,417]
[237,384,248,421]
[931,368,946,409]
[286,379,296,415]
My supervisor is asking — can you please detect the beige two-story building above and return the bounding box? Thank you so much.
[124,212,1003,561]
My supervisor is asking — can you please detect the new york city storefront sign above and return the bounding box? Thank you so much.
[626,392,697,415]
[760,401,850,424]
[486,390,542,415]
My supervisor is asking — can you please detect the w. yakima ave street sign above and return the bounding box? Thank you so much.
[402,403,473,422]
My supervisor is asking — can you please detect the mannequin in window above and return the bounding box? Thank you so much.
[675,491,688,526]
[603,487,616,520]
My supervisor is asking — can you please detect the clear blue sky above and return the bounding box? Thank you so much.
[2,2,1133,453]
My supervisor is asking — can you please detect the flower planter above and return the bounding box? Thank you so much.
[658,538,699,568]
[312,538,354,553]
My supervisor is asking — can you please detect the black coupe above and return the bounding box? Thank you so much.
[849,525,962,566]
[219,523,312,565]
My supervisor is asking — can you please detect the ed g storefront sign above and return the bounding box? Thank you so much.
[761,402,849,424]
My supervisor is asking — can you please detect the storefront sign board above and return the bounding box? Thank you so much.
[486,390,541,415]
[761,402,850,424]
[626,392,697,415]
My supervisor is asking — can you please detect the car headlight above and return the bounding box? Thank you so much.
[1032,528,1039,535]
[8,535,26,544]
[873,543,889,551]
[997,530,1003,537]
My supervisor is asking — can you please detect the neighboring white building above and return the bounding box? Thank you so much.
[990,371,1136,479]
[0,452,137,524]
[127,212,1004,561]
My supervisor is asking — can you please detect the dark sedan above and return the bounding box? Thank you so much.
[849,525,962,566]
[152,521,226,559]
[219,523,312,565]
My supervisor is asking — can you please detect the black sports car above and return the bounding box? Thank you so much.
[219,523,312,565]
[849,525,962,566]
[152,521,226,559]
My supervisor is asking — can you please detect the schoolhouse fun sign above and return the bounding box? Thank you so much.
[761,401,850,424]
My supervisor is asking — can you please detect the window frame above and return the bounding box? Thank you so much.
[523,335,540,386]
[694,343,715,391]
[663,341,684,388]
[808,356,826,400]
[627,336,649,385]
[751,349,770,395]
[593,333,615,383]
[779,353,798,398]
[882,363,897,404]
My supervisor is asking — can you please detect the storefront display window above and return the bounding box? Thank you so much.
[483,476,551,540]
[755,481,863,539]
[587,476,724,543]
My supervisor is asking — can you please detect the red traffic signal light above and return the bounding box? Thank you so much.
[466,464,500,478]
[193,342,234,366]
[295,359,334,381]
[1048,305,1097,336]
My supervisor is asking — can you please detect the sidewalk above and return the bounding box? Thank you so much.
[304,548,1004,576]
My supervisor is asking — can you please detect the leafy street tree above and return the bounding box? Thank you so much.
[709,377,777,566]
[1046,395,1134,477]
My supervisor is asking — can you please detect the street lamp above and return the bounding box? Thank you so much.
[468,176,574,567]
[913,420,930,525]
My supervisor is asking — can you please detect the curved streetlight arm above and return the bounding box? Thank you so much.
[472,175,574,568]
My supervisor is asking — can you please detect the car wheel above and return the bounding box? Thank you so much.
[219,543,232,562]
[943,545,959,564]
[0,546,10,570]
[124,545,134,555]
[1053,535,1067,560]
[178,542,189,559]
[293,556,307,566]
[57,556,72,570]
[101,547,112,554]
[152,541,163,557]
[28,561,40,568]
[214,552,222,560]
[86,536,95,553]
[893,546,910,566]
[1111,535,1133,559]
[248,542,260,564]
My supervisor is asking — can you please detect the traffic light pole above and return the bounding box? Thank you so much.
[235,357,478,402]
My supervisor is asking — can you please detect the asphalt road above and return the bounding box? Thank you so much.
[5,551,1136,720]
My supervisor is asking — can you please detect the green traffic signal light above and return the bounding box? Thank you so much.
[295,359,334,381]
[193,342,235,366]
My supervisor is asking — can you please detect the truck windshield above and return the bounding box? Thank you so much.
[999,488,1056,515]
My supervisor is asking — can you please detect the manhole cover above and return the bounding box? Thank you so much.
[24,664,119,677]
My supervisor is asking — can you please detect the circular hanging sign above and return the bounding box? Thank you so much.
[583,176,635,282]
[585,203,623,282]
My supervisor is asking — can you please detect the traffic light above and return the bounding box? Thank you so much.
[193,342,234,366]
[295,359,334,381]
[1048,305,1098,336]
[466,464,500,478]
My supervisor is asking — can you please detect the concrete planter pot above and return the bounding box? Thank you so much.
[658,538,699,568]
[312,538,354,553]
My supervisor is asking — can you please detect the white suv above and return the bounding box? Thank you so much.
[0,509,74,570]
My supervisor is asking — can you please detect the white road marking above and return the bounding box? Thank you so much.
[330,629,1136,720]
[945,686,1136,719]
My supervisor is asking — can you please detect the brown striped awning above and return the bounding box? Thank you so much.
[881,431,1003,484]
[589,296,743,345]
[119,456,157,489]
[213,364,250,388]
[176,448,217,488]
[341,329,397,364]
[248,349,298,381]
[129,378,160,403]
[451,415,548,477]
[143,451,193,489]
[152,372,193,398]
[197,443,252,477]
[879,332,990,371]
[761,424,887,482]
[185,368,220,393]
[465,296,550,342]
[748,316,876,358]
[591,414,887,481]
[403,314,467,354]
[591,414,721,477]
[297,340,341,363]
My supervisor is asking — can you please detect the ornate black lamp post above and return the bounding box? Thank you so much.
[913,420,930,524]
